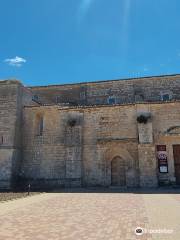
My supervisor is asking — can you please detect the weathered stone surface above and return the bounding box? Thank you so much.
[1,75,180,189]
[29,74,180,105]
[138,144,158,187]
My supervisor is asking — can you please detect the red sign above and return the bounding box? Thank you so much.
[157,145,168,173]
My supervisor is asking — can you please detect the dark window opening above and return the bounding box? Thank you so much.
[162,94,170,101]
[95,99,101,105]
[35,115,44,136]
[108,97,116,105]
[80,92,86,99]
[0,136,3,145]
[55,96,61,103]
[32,95,39,102]
[39,118,43,136]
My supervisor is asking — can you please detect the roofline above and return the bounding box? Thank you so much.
[0,79,22,85]
[23,99,180,110]
[29,73,180,89]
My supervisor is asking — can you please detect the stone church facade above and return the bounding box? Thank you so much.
[1,74,180,189]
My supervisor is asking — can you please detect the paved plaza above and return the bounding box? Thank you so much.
[0,189,180,240]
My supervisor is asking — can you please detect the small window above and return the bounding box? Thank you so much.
[162,94,170,101]
[32,95,39,102]
[55,96,61,104]
[108,97,116,105]
[39,117,44,136]
[135,94,144,102]
[35,114,44,136]
[95,99,101,105]
[80,92,86,99]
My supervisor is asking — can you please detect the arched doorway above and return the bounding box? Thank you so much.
[111,156,126,186]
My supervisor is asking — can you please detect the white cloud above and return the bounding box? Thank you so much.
[4,56,26,67]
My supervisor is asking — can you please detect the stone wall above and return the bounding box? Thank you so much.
[1,76,180,189]
[22,104,139,188]
[151,102,180,185]
[29,74,180,105]
[82,105,139,187]
[21,107,84,188]
[21,101,180,188]
[136,102,180,186]
[0,80,35,189]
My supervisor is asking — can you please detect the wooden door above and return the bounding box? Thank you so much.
[111,156,126,186]
[173,145,180,185]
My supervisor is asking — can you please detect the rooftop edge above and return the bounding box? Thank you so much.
[28,73,180,89]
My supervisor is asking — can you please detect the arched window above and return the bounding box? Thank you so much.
[35,114,44,136]
[160,91,172,101]
[162,94,170,101]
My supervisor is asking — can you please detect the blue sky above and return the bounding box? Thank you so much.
[0,0,180,86]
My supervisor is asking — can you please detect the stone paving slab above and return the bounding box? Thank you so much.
[0,190,179,240]
[143,194,180,240]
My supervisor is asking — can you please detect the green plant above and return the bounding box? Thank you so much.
[68,119,76,127]
[137,115,148,124]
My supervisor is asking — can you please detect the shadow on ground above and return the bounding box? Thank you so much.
[1,187,180,195]
[43,186,180,194]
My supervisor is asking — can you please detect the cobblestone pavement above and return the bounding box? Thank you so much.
[0,190,180,240]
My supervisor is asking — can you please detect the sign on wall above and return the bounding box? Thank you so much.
[157,145,168,173]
